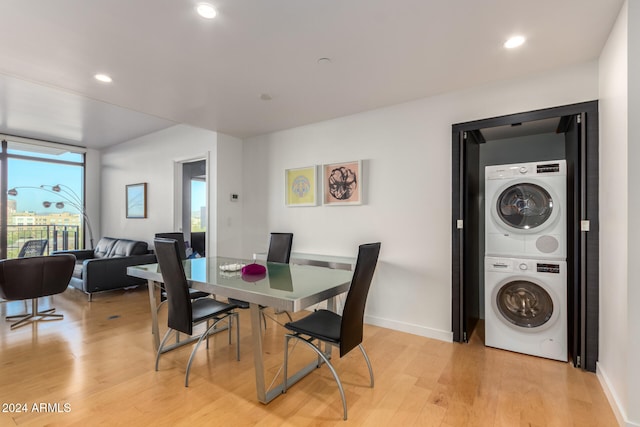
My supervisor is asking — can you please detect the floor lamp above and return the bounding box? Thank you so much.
[7,184,94,249]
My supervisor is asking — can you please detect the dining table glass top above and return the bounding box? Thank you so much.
[129,256,354,312]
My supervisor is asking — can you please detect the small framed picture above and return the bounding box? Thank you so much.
[322,160,362,205]
[285,166,317,207]
[126,183,147,218]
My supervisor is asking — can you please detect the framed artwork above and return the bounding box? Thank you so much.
[126,183,147,218]
[322,160,362,205]
[285,166,317,206]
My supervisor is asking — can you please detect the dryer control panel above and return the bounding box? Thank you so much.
[536,163,561,174]
[537,263,561,274]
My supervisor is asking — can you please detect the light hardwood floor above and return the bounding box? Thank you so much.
[0,286,618,426]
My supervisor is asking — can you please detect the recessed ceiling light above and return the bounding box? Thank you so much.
[504,36,526,49]
[196,3,217,19]
[317,57,332,65]
[94,73,113,83]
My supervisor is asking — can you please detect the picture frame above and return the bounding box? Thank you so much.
[322,160,362,205]
[285,165,317,207]
[126,183,147,218]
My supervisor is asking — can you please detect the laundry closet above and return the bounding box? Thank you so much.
[480,125,567,361]
[451,101,599,371]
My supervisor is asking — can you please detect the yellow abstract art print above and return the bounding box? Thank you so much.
[285,166,317,207]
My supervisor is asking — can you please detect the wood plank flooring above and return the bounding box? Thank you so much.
[0,286,619,426]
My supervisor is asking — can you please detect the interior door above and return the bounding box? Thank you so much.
[563,114,581,367]
[452,129,482,342]
[563,111,598,371]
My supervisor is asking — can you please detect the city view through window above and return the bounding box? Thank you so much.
[4,141,86,259]
[191,179,206,234]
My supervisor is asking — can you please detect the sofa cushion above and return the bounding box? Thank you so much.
[93,237,118,259]
[72,263,84,279]
[110,239,149,257]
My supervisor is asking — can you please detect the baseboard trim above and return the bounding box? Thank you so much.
[596,362,638,427]
[364,314,453,342]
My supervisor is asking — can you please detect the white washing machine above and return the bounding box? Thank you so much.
[485,160,566,259]
[484,256,567,361]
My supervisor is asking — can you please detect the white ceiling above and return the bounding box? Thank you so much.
[0,0,625,149]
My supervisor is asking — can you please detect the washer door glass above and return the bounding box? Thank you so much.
[497,183,553,230]
[496,280,553,328]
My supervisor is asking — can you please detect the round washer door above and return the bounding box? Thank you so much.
[491,179,560,234]
[491,277,559,332]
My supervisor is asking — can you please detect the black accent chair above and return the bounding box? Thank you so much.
[154,233,209,302]
[228,232,294,324]
[283,242,381,420]
[0,254,75,329]
[153,238,240,387]
[18,239,48,257]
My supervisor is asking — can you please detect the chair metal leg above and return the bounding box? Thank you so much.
[284,334,348,420]
[283,335,291,392]
[234,312,240,360]
[260,310,267,330]
[155,328,176,371]
[282,310,293,323]
[155,314,240,387]
[185,315,239,387]
[206,319,211,349]
[7,299,63,329]
[358,344,374,387]
[155,299,167,314]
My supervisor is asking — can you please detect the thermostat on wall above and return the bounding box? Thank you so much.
[230,193,239,202]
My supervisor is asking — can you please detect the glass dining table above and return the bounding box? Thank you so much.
[127,256,354,404]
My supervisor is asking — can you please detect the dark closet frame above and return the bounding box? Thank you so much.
[451,101,599,372]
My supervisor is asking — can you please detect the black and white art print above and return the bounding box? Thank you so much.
[322,160,362,205]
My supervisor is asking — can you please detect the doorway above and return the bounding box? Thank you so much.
[181,159,207,257]
[451,101,599,371]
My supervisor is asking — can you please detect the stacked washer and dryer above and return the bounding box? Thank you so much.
[484,160,568,361]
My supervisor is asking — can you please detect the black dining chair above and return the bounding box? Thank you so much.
[228,232,294,325]
[153,238,240,387]
[282,242,381,420]
[0,254,75,329]
[154,232,210,303]
[265,232,294,264]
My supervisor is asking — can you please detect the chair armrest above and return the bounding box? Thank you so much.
[53,249,95,261]
[82,253,157,292]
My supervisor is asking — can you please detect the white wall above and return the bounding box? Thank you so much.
[626,1,640,425]
[101,124,222,250]
[597,2,639,426]
[242,62,599,341]
[215,133,244,258]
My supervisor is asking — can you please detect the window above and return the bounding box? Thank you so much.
[1,137,87,258]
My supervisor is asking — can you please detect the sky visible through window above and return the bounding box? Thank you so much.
[192,179,206,212]
[8,158,84,214]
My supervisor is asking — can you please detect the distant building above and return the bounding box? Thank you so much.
[9,211,81,226]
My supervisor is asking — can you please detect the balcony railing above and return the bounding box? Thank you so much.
[7,224,82,259]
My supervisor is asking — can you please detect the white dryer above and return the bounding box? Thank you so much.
[485,160,566,259]
[484,256,567,362]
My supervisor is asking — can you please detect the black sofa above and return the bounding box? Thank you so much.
[55,237,156,301]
